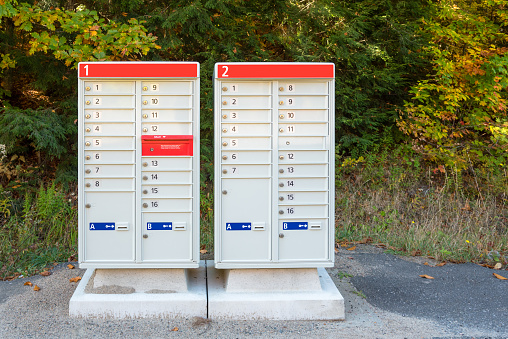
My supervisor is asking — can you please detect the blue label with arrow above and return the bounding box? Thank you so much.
[89,222,115,231]
[282,222,308,230]
[226,223,252,231]
[147,222,172,230]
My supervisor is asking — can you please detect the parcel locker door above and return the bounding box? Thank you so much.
[141,213,192,261]
[278,219,329,261]
[220,178,271,262]
[84,192,135,262]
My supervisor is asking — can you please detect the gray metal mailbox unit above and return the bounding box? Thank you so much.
[214,62,335,269]
[78,62,200,268]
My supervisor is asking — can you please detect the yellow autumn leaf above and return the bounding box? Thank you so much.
[33,285,41,291]
[69,277,82,283]
[493,273,507,280]
[436,262,446,267]
[347,246,356,251]
[24,281,32,286]
[419,274,434,279]
[67,264,75,269]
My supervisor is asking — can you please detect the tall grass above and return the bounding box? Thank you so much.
[200,182,214,255]
[336,147,508,265]
[0,183,77,279]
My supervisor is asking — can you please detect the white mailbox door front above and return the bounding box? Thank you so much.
[78,62,200,269]
[214,63,335,269]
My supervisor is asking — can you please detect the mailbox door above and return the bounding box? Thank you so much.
[84,192,135,262]
[220,178,271,261]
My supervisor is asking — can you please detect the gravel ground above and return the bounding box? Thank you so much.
[0,245,506,338]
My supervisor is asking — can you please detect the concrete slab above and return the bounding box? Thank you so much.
[207,263,345,320]
[224,267,322,292]
[69,262,207,319]
[92,268,188,292]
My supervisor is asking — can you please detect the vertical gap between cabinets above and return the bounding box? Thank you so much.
[205,260,209,318]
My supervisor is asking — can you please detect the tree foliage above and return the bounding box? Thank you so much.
[399,0,508,168]
[0,0,160,183]
[2,0,505,187]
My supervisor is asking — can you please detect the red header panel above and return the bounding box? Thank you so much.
[216,63,334,79]
[141,135,193,156]
[79,63,198,78]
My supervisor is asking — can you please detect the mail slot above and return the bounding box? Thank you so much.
[141,135,193,156]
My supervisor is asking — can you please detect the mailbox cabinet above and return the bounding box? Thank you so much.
[214,62,335,269]
[78,62,200,268]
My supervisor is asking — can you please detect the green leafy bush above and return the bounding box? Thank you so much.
[399,0,508,169]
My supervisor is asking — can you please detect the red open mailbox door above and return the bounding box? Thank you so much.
[141,135,193,156]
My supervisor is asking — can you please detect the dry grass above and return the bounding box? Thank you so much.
[336,159,508,265]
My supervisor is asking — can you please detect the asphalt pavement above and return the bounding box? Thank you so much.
[0,244,506,338]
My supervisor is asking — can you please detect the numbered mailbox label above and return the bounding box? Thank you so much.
[221,110,271,122]
[280,205,328,219]
[85,137,135,150]
[142,109,192,122]
[279,164,329,177]
[84,164,134,177]
[85,95,135,108]
[142,81,192,95]
[89,222,115,231]
[142,95,192,108]
[221,151,271,164]
[280,110,328,122]
[222,96,270,108]
[278,81,328,94]
[86,109,135,122]
[84,81,135,94]
[85,123,135,136]
[142,122,192,135]
[147,222,172,231]
[85,178,135,191]
[280,178,328,191]
[222,123,270,136]
[142,198,192,212]
[222,82,270,94]
[142,185,192,198]
[279,191,328,205]
[142,171,192,183]
[222,137,271,150]
[278,150,328,163]
[278,95,328,109]
[226,222,252,231]
[279,123,328,136]
[221,164,271,177]
[142,157,192,170]
[85,150,135,164]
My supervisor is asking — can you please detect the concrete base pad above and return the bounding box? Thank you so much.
[69,263,207,319]
[207,264,345,320]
